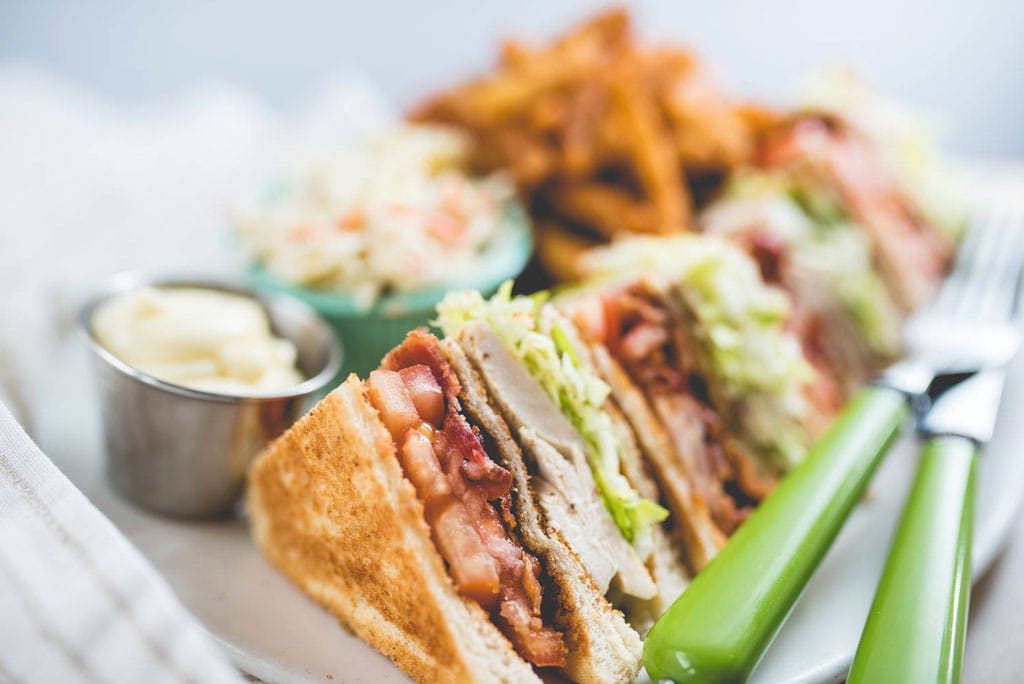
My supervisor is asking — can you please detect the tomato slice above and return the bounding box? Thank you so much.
[399,365,445,428]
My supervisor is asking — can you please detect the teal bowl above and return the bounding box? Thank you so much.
[245,201,533,382]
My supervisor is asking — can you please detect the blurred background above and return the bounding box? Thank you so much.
[2,0,1023,156]
[1,4,1023,682]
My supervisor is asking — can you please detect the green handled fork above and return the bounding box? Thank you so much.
[644,206,1024,684]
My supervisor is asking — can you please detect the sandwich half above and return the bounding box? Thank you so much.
[799,68,966,248]
[248,327,686,683]
[558,235,836,570]
[436,285,690,620]
[754,110,958,313]
[700,72,964,395]
[701,168,904,394]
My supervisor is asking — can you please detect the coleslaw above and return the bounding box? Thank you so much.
[234,124,516,310]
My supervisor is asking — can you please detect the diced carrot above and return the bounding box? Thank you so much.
[337,207,366,231]
[426,212,465,245]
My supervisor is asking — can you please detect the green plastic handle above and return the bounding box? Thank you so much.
[848,434,977,684]
[644,385,909,683]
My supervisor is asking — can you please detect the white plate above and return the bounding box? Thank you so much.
[35,332,1024,684]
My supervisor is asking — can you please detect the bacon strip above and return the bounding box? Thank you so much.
[373,330,566,668]
[583,284,752,532]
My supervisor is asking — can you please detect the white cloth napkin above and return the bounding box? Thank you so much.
[0,401,244,683]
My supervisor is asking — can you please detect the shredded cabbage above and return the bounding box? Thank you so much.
[436,282,668,551]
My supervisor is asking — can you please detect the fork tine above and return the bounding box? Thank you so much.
[973,208,1024,321]
[950,207,1024,319]
[954,207,991,268]
[951,209,1019,318]
[933,206,1003,317]
[902,203,1024,375]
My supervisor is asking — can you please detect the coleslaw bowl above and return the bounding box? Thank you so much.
[245,200,533,377]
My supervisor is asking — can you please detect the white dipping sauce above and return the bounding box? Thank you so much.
[92,287,305,394]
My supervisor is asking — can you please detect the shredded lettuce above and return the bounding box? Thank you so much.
[436,281,668,551]
[797,230,902,354]
[582,235,815,470]
[801,68,967,241]
[719,171,902,356]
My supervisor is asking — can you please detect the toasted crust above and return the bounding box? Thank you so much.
[441,339,643,684]
[588,343,726,572]
[553,315,691,631]
[603,397,690,634]
[247,376,540,684]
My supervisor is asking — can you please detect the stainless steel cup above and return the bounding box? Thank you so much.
[79,273,342,518]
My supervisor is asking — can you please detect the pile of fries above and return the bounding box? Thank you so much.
[413,9,757,280]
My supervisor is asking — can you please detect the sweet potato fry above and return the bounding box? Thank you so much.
[604,63,689,232]
[550,182,660,238]
[535,221,600,282]
[500,39,533,68]
[561,81,606,176]
[412,7,754,279]
[493,125,559,187]
[663,68,754,168]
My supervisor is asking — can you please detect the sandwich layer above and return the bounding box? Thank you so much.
[247,376,540,683]
[546,314,692,632]
[566,284,741,571]
[374,330,565,668]
[699,178,902,396]
[453,318,691,632]
[601,395,691,633]
[760,115,952,311]
[442,336,646,684]
[576,235,822,478]
[457,321,656,600]
[436,283,670,558]
[588,339,726,573]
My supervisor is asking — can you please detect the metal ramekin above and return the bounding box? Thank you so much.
[78,272,342,518]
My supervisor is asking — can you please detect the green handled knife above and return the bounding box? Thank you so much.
[848,369,1008,684]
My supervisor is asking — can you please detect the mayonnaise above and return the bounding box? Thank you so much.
[92,287,305,394]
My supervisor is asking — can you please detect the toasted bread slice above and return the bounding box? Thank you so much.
[247,376,540,684]
[603,394,690,634]
[588,342,727,573]
[554,321,691,632]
